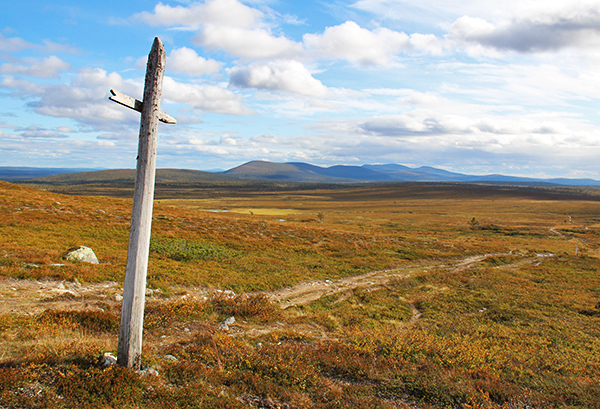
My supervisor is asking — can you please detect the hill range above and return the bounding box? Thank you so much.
[2,160,600,186]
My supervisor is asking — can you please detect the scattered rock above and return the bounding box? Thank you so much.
[99,352,117,368]
[64,246,99,264]
[139,367,159,377]
[115,294,123,302]
[163,354,178,362]
[219,316,236,331]
[145,288,161,296]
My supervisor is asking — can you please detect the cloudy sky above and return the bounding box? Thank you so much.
[1,0,600,178]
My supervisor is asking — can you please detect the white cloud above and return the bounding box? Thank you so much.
[134,0,262,29]
[20,127,69,139]
[447,2,600,53]
[220,134,239,145]
[0,33,34,52]
[1,68,141,129]
[400,91,449,106]
[194,24,302,59]
[0,75,43,94]
[304,21,404,65]
[0,56,71,78]
[168,47,222,76]
[0,33,77,54]
[228,60,330,97]
[162,76,254,115]
[303,21,440,65]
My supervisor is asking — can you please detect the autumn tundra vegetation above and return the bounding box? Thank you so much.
[1,178,599,408]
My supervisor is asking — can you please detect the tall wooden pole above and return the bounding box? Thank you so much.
[117,37,166,369]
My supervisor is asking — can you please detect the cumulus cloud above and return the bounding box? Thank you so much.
[0,33,34,52]
[448,4,600,52]
[168,47,222,76]
[1,68,142,129]
[134,0,262,29]
[1,60,253,135]
[162,76,254,115]
[0,56,71,78]
[228,60,330,97]
[0,76,43,95]
[134,2,440,64]
[303,21,441,65]
[194,25,302,59]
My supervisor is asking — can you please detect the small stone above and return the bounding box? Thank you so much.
[163,355,178,362]
[99,352,117,368]
[115,294,123,301]
[218,316,236,331]
[139,367,159,377]
[223,316,236,325]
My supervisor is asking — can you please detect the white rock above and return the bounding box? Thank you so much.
[99,352,117,368]
[65,246,99,264]
[219,316,236,331]
[222,316,236,326]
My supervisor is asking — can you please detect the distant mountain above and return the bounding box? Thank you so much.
[362,164,466,181]
[0,167,101,182]
[225,161,600,186]
[5,161,600,186]
[223,160,392,182]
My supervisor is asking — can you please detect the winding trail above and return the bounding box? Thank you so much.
[270,251,552,309]
[0,252,554,318]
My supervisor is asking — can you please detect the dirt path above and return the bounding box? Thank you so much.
[270,267,413,308]
[270,251,553,308]
[0,252,553,317]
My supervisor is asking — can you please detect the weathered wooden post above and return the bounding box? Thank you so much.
[109,37,175,369]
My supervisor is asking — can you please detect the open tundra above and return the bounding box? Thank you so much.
[1,180,599,408]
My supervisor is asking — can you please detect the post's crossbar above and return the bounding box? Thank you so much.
[109,89,176,124]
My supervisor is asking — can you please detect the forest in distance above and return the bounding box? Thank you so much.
[0,178,599,408]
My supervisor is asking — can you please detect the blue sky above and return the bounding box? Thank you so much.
[1,0,600,178]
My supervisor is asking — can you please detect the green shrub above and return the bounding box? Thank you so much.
[149,238,237,262]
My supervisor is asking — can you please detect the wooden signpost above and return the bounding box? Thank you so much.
[109,37,176,369]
